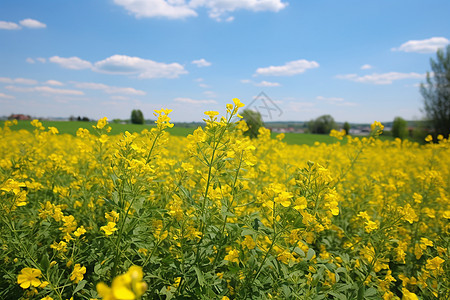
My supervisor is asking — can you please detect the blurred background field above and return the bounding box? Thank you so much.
[1,120,398,146]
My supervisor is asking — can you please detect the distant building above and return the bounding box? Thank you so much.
[8,114,32,121]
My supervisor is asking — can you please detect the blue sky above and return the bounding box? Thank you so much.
[1,0,449,123]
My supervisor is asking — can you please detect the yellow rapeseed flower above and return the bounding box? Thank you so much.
[97,266,147,300]
[70,264,86,283]
[17,267,42,289]
[224,249,239,263]
[101,222,118,236]
[95,117,108,130]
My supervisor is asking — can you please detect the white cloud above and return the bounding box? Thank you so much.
[198,83,209,88]
[316,96,357,107]
[110,95,130,101]
[19,19,47,29]
[192,58,212,67]
[286,101,315,112]
[37,57,46,63]
[203,91,217,97]
[49,56,93,70]
[255,80,281,87]
[45,80,64,86]
[48,54,187,79]
[173,97,217,104]
[0,92,15,99]
[361,64,372,70]
[0,77,38,85]
[114,0,287,21]
[392,37,449,53]
[241,79,280,87]
[26,58,35,64]
[255,59,319,76]
[93,55,187,79]
[336,72,425,85]
[71,81,146,95]
[316,96,344,102]
[0,21,20,30]
[113,0,197,19]
[190,0,288,21]
[6,85,84,95]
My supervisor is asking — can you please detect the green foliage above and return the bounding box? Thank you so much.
[308,114,337,134]
[343,122,350,135]
[131,109,144,125]
[420,45,450,136]
[392,117,408,140]
[242,109,264,139]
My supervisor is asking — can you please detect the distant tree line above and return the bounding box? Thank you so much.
[69,116,90,122]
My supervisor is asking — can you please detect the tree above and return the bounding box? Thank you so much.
[420,45,450,136]
[343,122,350,135]
[392,116,408,140]
[131,109,144,125]
[241,109,263,139]
[308,114,337,134]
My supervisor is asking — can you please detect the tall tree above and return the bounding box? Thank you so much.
[131,109,144,124]
[343,122,350,135]
[308,114,337,134]
[420,45,450,136]
[241,109,264,139]
[392,116,408,140]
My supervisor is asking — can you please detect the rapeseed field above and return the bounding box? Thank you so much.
[1,99,448,299]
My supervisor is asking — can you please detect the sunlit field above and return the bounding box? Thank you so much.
[1,100,448,300]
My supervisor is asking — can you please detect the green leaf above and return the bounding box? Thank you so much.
[241,228,254,236]
[306,248,316,261]
[193,266,205,286]
[293,247,305,257]
[40,252,49,270]
[364,287,378,297]
[73,280,86,294]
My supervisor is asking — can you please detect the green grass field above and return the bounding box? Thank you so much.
[2,120,396,146]
[1,120,195,137]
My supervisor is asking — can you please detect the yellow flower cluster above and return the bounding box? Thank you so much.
[1,100,449,299]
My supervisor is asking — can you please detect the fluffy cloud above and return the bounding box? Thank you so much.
[5,85,84,95]
[0,21,20,30]
[316,96,356,107]
[0,19,46,30]
[49,56,93,70]
[0,77,38,85]
[361,64,373,70]
[48,54,187,79]
[173,97,217,104]
[192,58,212,67]
[316,96,344,102]
[93,55,188,79]
[0,92,15,99]
[45,80,64,86]
[203,91,217,97]
[114,0,287,21]
[113,0,197,19]
[190,0,288,21]
[72,81,146,95]
[255,59,319,76]
[336,72,425,85]
[19,19,47,29]
[392,37,449,53]
[241,79,281,86]
[255,80,281,87]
